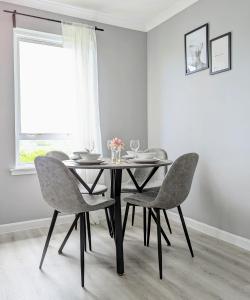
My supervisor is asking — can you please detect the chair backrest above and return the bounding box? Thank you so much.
[35,156,88,214]
[132,148,168,184]
[46,151,69,161]
[153,153,199,209]
[147,148,168,180]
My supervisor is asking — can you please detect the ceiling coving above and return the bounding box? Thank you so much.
[5,0,199,31]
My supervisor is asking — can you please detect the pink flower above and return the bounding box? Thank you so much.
[110,137,124,150]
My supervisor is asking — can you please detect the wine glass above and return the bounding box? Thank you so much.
[107,140,112,150]
[130,140,140,154]
[89,140,95,153]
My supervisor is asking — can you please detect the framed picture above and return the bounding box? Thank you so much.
[185,23,209,75]
[210,32,232,75]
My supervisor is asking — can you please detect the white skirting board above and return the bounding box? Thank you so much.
[0,214,75,235]
[0,212,108,235]
[1,209,250,252]
[167,211,250,252]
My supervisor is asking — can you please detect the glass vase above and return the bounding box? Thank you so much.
[111,148,121,164]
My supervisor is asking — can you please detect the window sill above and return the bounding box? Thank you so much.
[10,165,36,176]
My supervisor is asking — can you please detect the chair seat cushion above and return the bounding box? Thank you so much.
[78,184,108,195]
[123,192,157,207]
[122,180,162,193]
[83,195,115,211]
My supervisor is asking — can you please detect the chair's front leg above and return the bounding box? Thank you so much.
[79,213,85,287]
[177,206,194,257]
[146,208,152,246]
[75,213,78,230]
[156,208,162,279]
[83,213,87,252]
[143,207,147,246]
[131,205,135,226]
[39,210,59,269]
[86,212,92,251]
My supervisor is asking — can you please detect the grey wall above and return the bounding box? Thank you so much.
[0,1,147,225]
[148,0,250,239]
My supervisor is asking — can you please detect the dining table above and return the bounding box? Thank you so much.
[64,158,173,276]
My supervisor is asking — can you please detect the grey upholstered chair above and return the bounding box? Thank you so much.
[35,156,114,287]
[122,148,172,245]
[46,151,112,241]
[123,153,199,279]
[46,151,108,195]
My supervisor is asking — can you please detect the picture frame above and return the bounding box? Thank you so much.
[210,32,232,75]
[184,23,209,75]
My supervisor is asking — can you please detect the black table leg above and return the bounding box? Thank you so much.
[112,169,124,275]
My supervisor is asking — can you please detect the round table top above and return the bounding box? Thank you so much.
[64,159,173,170]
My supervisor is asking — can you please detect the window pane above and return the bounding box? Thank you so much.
[19,140,72,164]
[19,41,74,134]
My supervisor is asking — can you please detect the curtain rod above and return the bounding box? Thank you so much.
[3,10,104,31]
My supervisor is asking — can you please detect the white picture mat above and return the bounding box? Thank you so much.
[211,36,229,72]
[186,26,208,73]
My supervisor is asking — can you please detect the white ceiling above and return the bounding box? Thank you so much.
[6,0,199,31]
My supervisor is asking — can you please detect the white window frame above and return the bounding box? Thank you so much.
[13,28,70,171]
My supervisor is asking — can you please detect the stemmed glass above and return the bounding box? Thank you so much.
[107,140,112,150]
[130,140,140,156]
[89,140,95,153]
[107,140,113,161]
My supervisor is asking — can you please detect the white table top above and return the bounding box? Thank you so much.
[64,159,173,170]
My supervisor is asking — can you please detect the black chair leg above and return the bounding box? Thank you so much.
[83,213,87,252]
[163,210,172,234]
[178,205,194,257]
[86,212,92,251]
[105,208,113,238]
[79,213,85,288]
[109,205,115,238]
[39,210,58,269]
[75,214,78,230]
[156,209,163,279]
[131,205,135,226]
[146,208,151,247]
[151,209,171,246]
[58,214,80,254]
[143,207,147,246]
[122,203,130,238]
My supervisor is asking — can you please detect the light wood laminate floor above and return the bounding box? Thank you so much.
[0,213,250,300]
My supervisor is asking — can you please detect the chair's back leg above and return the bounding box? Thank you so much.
[151,209,171,246]
[39,210,58,269]
[177,205,194,257]
[122,203,130,238]
[163,210,172,234]
[58,214,80,254]
[105,208,113,237]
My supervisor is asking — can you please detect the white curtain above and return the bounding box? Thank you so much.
[62,22,102,157]
[62,22,103,223]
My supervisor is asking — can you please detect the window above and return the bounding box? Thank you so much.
[14,28,75,166]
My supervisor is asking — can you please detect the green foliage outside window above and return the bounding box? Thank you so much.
[19,149,47,163]
[18,140,70,164]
